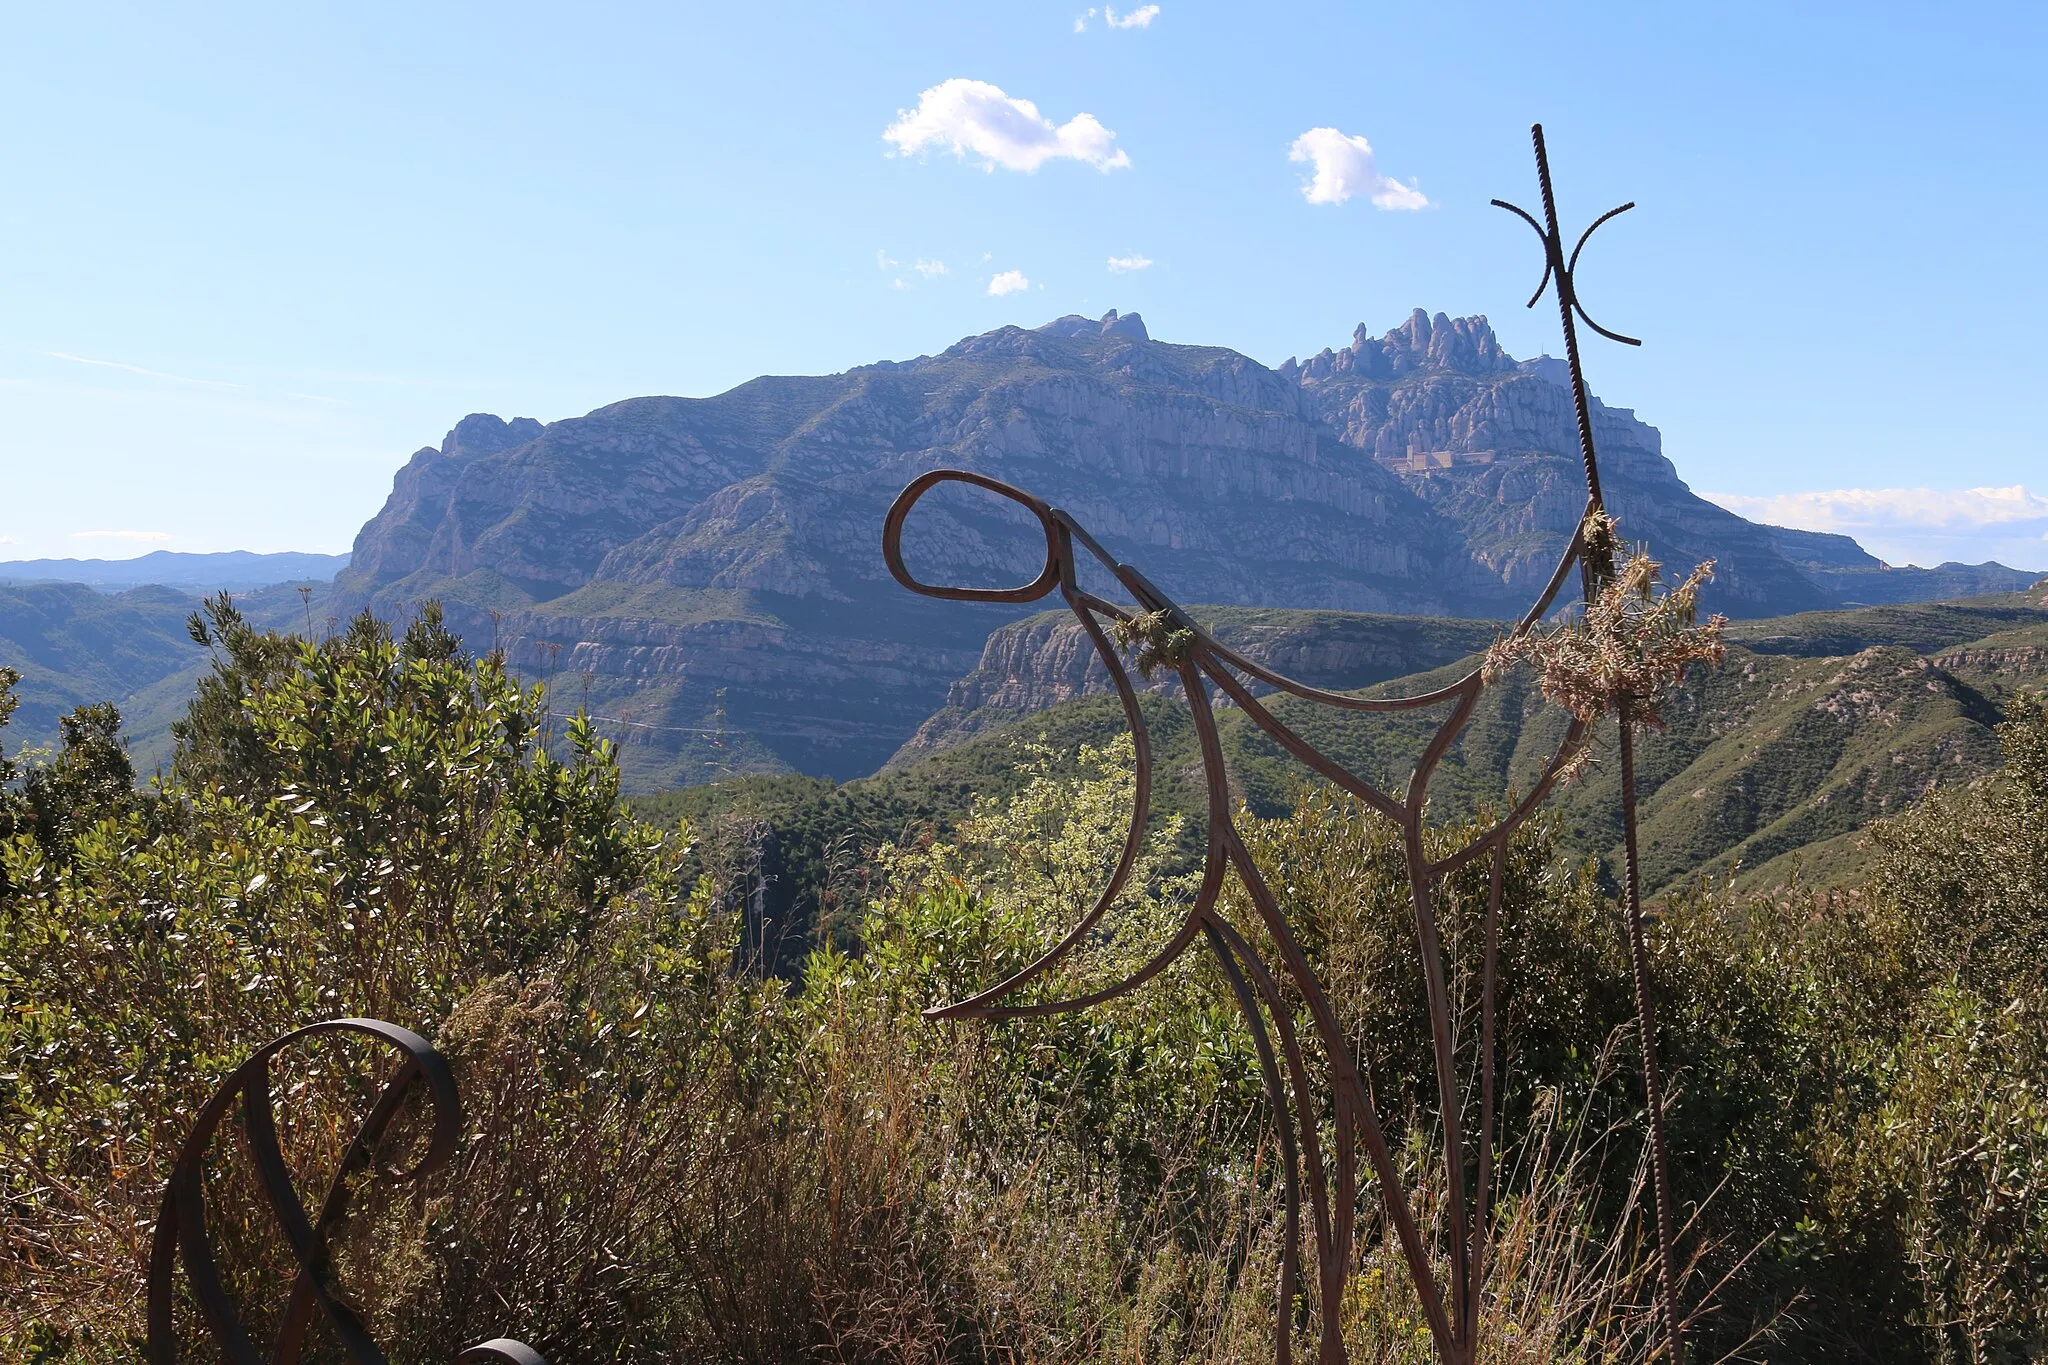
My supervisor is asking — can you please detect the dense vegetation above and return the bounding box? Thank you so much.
[2,601,2045,1361]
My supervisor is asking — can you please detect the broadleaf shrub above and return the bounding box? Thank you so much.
[1,621,2043,1362]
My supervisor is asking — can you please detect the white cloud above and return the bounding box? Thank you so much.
[72,529,172,542]
[914,258,948,278]
[1287,128,1428,209]
[1105,4,1160,27]
[875,249,898,270]
[1704,484,2048,570]
[987,270,1031,297]
[1073,9,1093,32]
[1107,252,1153,273]
[884,79,1130,173]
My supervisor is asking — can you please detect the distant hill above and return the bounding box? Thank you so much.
[0,581,314,773]
[637,583,2048,956]
[0,549,348,594]
[332,308,2033,787]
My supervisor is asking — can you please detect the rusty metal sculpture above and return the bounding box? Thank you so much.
[883,125,1686,1365]
[146,1017,547,1365]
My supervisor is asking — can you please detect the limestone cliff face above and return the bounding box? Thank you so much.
[332,308,2007,788]
[339,313,1475,627]
[1287,309,1833,614]
[888,605,1504,764]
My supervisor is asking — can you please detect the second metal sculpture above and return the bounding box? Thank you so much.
[146,1017,546,1365]
[884,125,1687,1365]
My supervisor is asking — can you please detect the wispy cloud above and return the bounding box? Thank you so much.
[1288,128,1428,209]
[987,270,1031,297]
[885,79,1130,173]
[878,251,949,289]
[1704,484,2048,570]
[1074,4,1160,30]
[41,350,341,404]
[44,350,243,389]
[72,529,173,543]
[1107,252,1153,273]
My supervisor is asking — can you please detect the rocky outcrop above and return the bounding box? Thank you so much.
[889,605,1504,763]
[332,308,2026,789]
[1289,311,1837,614]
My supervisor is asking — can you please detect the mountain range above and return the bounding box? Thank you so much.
[0,550,348,594]
[326,307,2035,786]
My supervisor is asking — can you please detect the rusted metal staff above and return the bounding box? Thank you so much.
[146,1017,546,1365]
[885,126,1678,1365]
[1496,123,1688,1364]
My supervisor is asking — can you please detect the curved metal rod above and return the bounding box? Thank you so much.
[930,850,1222,1021]
[1197,659,1408,822]
[1205,908,1345,1364]
[1467,842,1507,1346]
[1398,819,1475,1343]
[147,1018,547,1365]
[1194,639,1450,1348]
[882,468,1063,604]
[1513,506,1592,636]
[1573,301,1643,348]
[1429,715,1593,879]
[1059,508,1500,716]
[1567,203,1643,346]
[1568,202,1634,279]
[1491,198,1555,308]
[1205,921,1304,1365]
[921,592,1157,1020]
[1202,629,1482,714]
[459,1344,551,1365]
[1217,820,1456,1353]
[1406,675,1485,811]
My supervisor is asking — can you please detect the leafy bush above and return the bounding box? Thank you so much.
[2,616,2044,1362]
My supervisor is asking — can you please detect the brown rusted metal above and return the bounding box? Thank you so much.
[146,1017,546,1365]
[1497,124,1689,1364]
[885,125,1681,1364]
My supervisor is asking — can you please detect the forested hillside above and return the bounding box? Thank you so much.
[639,583,2048,956]
[5,598,2044,1359]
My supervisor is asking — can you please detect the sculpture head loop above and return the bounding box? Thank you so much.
[882,468,1064,604]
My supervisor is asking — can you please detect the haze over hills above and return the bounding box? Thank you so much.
[0,550,348,595]
[0,580,314,773]
[328,307,2035,786]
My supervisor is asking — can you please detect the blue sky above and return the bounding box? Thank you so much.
[2,1,2044,568]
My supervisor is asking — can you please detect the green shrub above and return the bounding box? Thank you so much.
[3,613,2044,1363]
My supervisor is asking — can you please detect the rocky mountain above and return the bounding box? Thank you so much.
[331,308,2033,789]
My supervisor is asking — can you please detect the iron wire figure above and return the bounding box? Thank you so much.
[884,124,1688,1365]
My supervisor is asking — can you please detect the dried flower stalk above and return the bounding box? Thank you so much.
[1485,512,1727,767]
[1113,609,1196,679]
